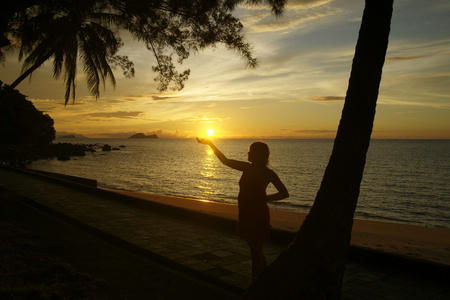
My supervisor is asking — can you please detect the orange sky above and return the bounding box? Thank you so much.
[1,0,449,139]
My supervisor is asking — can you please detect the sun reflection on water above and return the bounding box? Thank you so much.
[200,148,217,179]
[197,146,224,198]
[197,199,214,203]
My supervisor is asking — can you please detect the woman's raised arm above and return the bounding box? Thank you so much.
[196,138,248,171]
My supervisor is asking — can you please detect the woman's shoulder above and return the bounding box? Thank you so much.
[265,167,280,178]
[253,165,275,175]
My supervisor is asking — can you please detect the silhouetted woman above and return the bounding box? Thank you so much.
[197,138,289,279]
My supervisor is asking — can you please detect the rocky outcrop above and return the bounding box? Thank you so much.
[2,140,117,165]
[101,144,112,151]
[50,142,96,161]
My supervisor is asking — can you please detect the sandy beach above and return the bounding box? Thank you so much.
[113,190,450,267]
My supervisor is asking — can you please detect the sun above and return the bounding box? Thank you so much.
[206,128,214,136]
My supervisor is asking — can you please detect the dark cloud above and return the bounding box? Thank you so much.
[122,94,179,101]
[280,96,345,103]
[386,55,431,62]
[295,129,335,133]
[386,53,450,62]
[91,130,186,139]
[152,95,179,101]
[311,96,345,101]
[83,111,145,119]
[107,99,138,103]
[57,101,85,106]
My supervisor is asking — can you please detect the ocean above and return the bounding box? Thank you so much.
[29,139,450,229]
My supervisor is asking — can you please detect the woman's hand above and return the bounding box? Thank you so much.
[196,137,211,145]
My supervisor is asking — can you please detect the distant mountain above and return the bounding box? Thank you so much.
[129,133,158,139]
[56,132,88,139]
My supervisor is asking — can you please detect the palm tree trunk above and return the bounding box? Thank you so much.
[243,0,393,299]
[0,52,52,102]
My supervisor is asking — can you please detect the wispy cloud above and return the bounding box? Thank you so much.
[393,111,417,115]
[83,111,145,119]
[287,0,332,9]
[239,0,337,33]
[186,116,230,123]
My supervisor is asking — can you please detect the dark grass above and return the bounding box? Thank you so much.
[0,190,239,299]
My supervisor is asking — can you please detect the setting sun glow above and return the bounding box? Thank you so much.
[2,1,448,140]
[206,128,214,136]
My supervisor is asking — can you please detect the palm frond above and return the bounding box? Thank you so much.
[63,38,78,105]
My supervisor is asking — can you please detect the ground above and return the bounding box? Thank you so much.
[0,191,239,299]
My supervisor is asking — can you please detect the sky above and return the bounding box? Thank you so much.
[1,0,449,139]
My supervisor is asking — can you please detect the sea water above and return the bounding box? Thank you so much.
[30,139,450,229]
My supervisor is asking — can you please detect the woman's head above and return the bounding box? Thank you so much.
[248,141,270,166]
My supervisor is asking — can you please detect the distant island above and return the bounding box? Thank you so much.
[129,133,158,139]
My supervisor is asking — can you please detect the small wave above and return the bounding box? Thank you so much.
[267,201,312,214]
[98,182,131,192]
[355,210,423,227]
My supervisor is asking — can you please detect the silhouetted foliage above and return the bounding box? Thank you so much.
[0,81,55,166]
[0,82,97,165]
[0,0,286,103]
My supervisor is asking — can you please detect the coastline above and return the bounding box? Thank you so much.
[111,189,450,267]
[29,139,450,230]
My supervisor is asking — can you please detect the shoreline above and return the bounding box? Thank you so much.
[110,189,450,267]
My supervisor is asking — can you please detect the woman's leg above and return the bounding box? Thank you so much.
[246,239,267,279]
